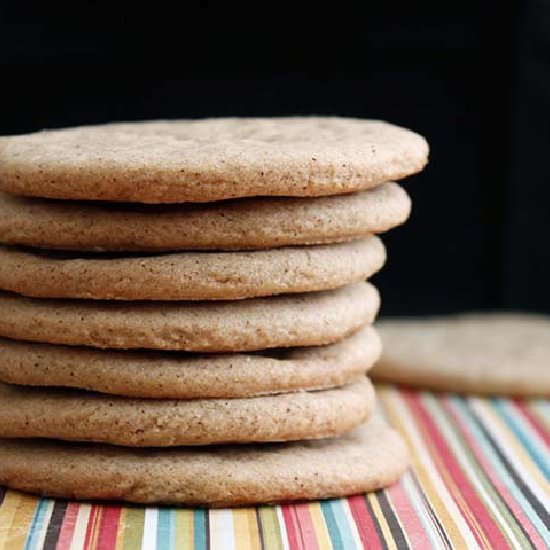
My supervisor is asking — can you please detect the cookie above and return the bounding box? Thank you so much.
[371,314,550,396]
[0,327,380,398]
[0,237,385,301]
[0,182,410,251]
[0,282,378,351]
[0,378,374,446]
[0,416,408,505]
[0,118,428,203]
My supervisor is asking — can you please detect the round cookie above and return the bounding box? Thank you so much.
[372,314,550,396]
[0,282,378,351]
[0,417,408,506]
[0,237,385,301]
[0,378,374,447]
[0,327,380,398]
[0,118,428,203]
[0,182,410,252]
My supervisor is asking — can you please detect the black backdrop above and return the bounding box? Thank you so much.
[1,2,549,316]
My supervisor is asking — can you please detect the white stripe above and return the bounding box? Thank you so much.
[340,499,365,548]
[383,390,480,549]
[424,396,521,549]
[209,509,235,550]
[69,504,91,550]
[141,508,158,550]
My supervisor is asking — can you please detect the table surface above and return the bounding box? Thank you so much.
[0,385,548,550]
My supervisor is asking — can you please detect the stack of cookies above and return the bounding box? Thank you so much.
[0,118,428,506]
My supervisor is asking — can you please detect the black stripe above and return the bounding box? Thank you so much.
[363,495,389,550]
[255,508,266,550]
[0,487,5,506]
[468,402,549,537]
[453,401,538,549]
[377,490,410,549]
[205,509,211,550]
[42,500,68,550]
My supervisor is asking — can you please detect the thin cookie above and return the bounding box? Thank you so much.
[0,237,385,301]
[0,378,375,446]
[372,314,550,396]
[0,118,428,203]
[0,327,381,398]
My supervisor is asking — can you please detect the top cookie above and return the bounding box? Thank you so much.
[0,118,429,203]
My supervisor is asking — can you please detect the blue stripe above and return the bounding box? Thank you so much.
[24,499,51,550]
[328,499,364,549]
[320,500,344,549]
[194,510,208,550]
[156,509,174,550]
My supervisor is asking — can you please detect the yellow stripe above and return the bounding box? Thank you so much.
[4,494,38,550]
[378,386,472,549]
[114,508,130,550]
[174,510,194,550]
[233,509,261,550]
[307,503,332,550]
[69,503,92,550]
[0,492,21,550]
[367,494,398,550]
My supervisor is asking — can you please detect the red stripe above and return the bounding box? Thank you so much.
[96,506,122,550]
[83,506,99,550]
[55,502,79,550]
[347,495,384,549]
[281,505,303,550]
[385,481,431,548]
[293,504,319,550]
[444,399,546,549]
[405,392,509,550]
[513,401,550,447]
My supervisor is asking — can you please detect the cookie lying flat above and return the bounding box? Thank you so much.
[0,118,428,203]
[372,314,550,396]
[0,282,378,351]
[0,237,385,301]
[0,327,380,398]
[0,378,374,446]
[0,182,410,252]
[0,417,408,506]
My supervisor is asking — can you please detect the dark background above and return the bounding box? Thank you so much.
[1,2,549,316]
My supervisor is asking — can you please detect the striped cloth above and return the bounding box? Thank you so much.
[0,386,548,549]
